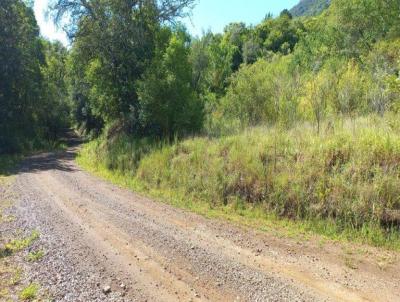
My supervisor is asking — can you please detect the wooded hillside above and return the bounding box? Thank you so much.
[290,0,330,17]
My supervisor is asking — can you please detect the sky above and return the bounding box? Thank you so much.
[184,0,299,37]
[34,0,69,45]
[33,0,299,44]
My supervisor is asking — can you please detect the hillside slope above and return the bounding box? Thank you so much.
[290,0,330,17]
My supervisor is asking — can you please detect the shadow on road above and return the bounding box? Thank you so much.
[17,131,83,174]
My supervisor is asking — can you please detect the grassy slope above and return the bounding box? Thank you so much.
[77,115,400,250]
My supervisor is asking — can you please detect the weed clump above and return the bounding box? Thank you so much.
[19,283,39,300]
[26,250,45,262]
[0,231,40,258]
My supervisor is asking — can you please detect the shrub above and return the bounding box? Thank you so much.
[218,56,301,129]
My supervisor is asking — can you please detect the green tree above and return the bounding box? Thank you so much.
[40,40,70,140]
[242,38,260,64]
[255,11,305,55]
[66,40,104,136]
[335,61,367,116]
[53,0,195,133]
[137,30,203,138]
[0,0,44,152]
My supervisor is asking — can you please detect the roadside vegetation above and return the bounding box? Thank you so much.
[78,114,400,249]
[0,155,23,178]
[19,283,40,301]
[26,250,45,262]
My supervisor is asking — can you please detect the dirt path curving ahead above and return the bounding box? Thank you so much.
[7,143,400,301]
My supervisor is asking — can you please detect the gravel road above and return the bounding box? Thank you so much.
[3,144,400,301]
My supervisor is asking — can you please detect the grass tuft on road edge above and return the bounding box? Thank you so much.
[26,250,45,262]
[19,283,39,300]
[0,230,40,260]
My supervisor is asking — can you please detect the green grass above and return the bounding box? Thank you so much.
[26,250,45,262]
[19,283,39,300]
[7,230,39,252]
[77,114,400,250]
[0,231,40,258]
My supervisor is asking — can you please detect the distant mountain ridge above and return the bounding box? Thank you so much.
[289,0,331,17]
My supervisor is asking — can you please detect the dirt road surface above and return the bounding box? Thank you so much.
[3,143,400,301]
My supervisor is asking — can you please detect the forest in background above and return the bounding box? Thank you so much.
[2,0,400,246]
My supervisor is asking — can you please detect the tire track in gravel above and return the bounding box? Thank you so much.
[11,146,400,301]
[35,171,229,302]
[44,168,370,302]
[34,167,313,301]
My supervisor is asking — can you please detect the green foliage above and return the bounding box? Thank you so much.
[0,0,44,153]
[26,250,44,262]
[203,0,400,133]
[255,12,305,54]
[54,0,196,137]
[90,132,160,173]
[19,283,39,300]
[0,155,22,177]
[137,29,204,138]
[329,61,368,115]
[40,40,70,140]
[331,0,400,56]
[213,56,301,130]
[190,32,237,97]
[66,41,104,137]
[0,0,71,154]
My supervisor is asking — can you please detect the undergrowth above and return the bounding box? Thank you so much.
[0,155,22,177]
[77,114,400,250]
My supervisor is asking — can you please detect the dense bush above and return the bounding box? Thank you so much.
[0,1,70,153]
[214,56,301,129]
